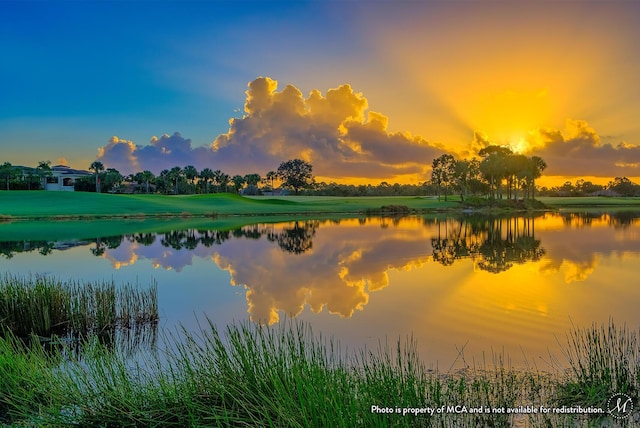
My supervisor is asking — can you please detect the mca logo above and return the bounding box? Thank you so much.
[607,393,634,420]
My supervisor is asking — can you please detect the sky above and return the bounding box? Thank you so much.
[3,0,640,186]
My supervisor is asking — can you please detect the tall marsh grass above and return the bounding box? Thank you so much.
[0,274,157,339]
[1,317,638,426]
[556,319,640,407]
[1,319,541,427]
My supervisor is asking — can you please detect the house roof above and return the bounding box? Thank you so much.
[52,165,91,176]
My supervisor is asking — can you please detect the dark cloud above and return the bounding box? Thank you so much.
[528,119,640,177]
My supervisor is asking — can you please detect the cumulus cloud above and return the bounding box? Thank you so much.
[99,218,433,324]
[526,119,640,177]
[96,133,216,175]
[96,77,445,180]
[459,130,493,158]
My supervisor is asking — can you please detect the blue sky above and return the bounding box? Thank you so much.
[3,1,640,185]
[2,1,346,161]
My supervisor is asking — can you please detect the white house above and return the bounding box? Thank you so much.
[45,165,92,191]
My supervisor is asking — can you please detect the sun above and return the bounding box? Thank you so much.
[510,137,529,154]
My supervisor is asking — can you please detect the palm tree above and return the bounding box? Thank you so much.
[158,169,170,194]
[140,170,155,194]
[89,161,105,193]
[200,168,214,193]
[213,169,229,192]
[183,165,198,194]
[244,173,261,195]
[232,175,245,194]
[528,156,547,200]
[219,173,230,193]
[35,160,52,190]
[265,170,277,193]
[168,166,183,195]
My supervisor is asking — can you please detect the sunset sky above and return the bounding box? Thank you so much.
[3,0,640,186]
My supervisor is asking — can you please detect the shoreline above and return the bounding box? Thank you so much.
[2,192,640,223]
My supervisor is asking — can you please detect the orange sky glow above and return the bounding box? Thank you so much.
[4,1,640,188]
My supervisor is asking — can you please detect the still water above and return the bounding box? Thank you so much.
[2,211,640,369]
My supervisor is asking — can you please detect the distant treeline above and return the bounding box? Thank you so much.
[3,150,640,197]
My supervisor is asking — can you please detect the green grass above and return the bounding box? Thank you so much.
[0,275,157,339]
[1,317,636,427]
[3,192,640,222]
[540,196,640,207]
[555,319,640,407]
[0,192,463,241]
[0,191,459,220]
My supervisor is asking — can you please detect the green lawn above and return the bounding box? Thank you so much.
[539,196,640,207]
[0,191,459,219]
[0,192,462,240]
[4,192,640,241]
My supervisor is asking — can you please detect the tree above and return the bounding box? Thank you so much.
[157,169,171,194]
[168,166,183,195]
[608,177,639,196]
[183,165,198,193]
[212,170,225,193]
[89,161,105,193]
[454,159,481,201]
[36,161,52,190]
[199,168,214,193]
[507,154,529,200]
[101,168,124,193]
[265,170,277,193]
[479,146,512,199]
[0,162,16,191]
[244,173,261,195]
[527,156,547,199]
[231,175,245,193]
[431,154,456,201]
[276,159,314,195]
[219,173,230,192]
[139,170,155,194]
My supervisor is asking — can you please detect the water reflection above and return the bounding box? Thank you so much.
[3,212,640,327]
[432,216,546,273]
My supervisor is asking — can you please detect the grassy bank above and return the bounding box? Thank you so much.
[539,196,640,207]
[1,318,637,427]
[4,192,640,242]
[0,191,460,220]
[3,192,640,220]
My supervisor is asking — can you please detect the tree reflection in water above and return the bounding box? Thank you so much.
[267,220,319,254]
[3,212,640,275]
[430,215,546,273]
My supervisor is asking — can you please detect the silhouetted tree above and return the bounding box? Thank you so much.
[277,159,314,195]
[200,168,214,193]
[231,175,245,193]
[183,165,198,193]
[168,166,183,195]
[431,154,456,201]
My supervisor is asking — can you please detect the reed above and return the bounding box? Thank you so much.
[2,317,638,426]
[0,275,158,339]
[1,319,537,427]
[556,319,639,406]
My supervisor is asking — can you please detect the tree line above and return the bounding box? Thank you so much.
[429,146,547,201]
[79,158,315,195]
[3,149,640,197]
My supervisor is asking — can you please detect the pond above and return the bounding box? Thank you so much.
[2,210,640,369]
